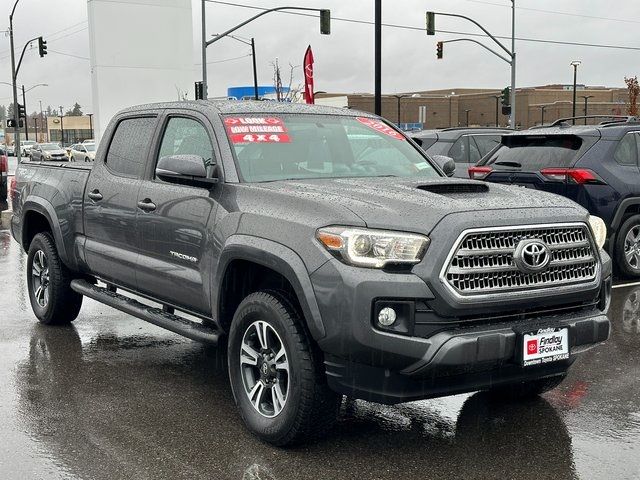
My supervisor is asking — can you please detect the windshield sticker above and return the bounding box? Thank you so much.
[229,133,291,144]
[356,117,405,140]
[225,117,291,144]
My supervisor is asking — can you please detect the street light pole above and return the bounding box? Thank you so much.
[374,0,382,116]
[22,84,28,140]
[465,109,471,127]
[539,105,547,125]
[493,95,500,127]
[201,0,208,100]
[88,113,94,139]
[9,0,21,162]
[251,38,259,100]
[59,106,64,146]
[581,95,594,124]
[510,0,516,128]
[571,60,581,125]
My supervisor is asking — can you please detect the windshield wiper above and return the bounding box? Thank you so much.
[494,161,522,168]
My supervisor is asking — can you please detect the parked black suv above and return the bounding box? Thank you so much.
[12,102,611,445]
[473,116,640,277]
[413,127,512,177]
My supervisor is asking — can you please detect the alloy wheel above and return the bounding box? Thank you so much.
[31,250,50,308]
[624,226,640,270]
[240,320,290,418]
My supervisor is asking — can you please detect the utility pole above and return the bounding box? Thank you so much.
[201,0,208,100]
[510,0,516,128]
[59,106,64,146]
[21,85,28,140]
[9,0,21,162]
[34,118,38,141]
[251,38,259,100]
[88,113,94,139]
[374,0,382,115]
[571,61,581,124]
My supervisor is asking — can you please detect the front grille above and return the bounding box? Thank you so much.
[442,224,598,297]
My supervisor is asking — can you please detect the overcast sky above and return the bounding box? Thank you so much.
[1,0,639,114]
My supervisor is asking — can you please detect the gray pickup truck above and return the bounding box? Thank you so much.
[11,101,611,446]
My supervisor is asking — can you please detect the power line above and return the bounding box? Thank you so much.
[462,0,640,25]
[49,49,90,61]
[206,0,640,52]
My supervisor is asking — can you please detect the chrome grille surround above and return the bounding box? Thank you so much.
[440,223,601,301]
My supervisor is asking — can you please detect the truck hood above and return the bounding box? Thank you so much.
[248,177,586,233]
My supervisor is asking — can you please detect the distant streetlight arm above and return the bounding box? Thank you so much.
[441,39,512,65]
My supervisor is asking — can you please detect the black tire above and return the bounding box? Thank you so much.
[26,232,83,325]
[228,290,340,446]
[615,214,640,278]
[488,374,565,401]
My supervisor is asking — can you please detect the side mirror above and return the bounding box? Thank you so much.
[156,154,217,186]
[432,155,456,177]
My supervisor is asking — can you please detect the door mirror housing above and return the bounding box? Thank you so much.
[156,154,218,187]
[432,155,456,177]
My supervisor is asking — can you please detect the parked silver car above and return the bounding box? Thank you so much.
[30,143,69,162]
[69,143,96,162]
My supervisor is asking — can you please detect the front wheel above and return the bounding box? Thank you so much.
[27,232,83,325]
[228,291,340,446]
[616,214,640,278]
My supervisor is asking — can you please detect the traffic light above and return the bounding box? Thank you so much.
[426,12,435,35]
[17,103,26,119]
[38,36,48,57]
[501,87,510,106]
[320,9,331,35]
[436,41,443,59]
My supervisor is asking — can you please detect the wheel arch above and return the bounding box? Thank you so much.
[21,198,70,266]
[214,235,326,341]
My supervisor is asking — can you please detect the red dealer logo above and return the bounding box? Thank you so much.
[356,117,405,141]
[527,339,538,355]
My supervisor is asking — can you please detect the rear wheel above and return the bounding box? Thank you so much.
[228,290,340,446]
[27,232,83,325]
[615,214,640,278]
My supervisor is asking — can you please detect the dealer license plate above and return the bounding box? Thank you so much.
[522,327,569,366]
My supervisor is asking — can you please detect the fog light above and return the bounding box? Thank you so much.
[378,307,397,326]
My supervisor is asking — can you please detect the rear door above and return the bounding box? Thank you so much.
[83,113,160,290]
[135,111,220,315]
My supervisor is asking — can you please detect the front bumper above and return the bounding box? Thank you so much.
[311,252,612,404]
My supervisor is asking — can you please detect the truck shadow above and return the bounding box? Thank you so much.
[16,323,576,480]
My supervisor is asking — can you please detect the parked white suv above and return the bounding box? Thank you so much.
[69,143,96,162]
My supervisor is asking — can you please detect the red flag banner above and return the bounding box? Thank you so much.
[303,45,314,104]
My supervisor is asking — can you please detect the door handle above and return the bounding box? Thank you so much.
[137,199,157,212]
[88,190,103,201]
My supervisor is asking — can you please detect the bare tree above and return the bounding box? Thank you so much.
[625,76,639,116]
[271,58,303,103]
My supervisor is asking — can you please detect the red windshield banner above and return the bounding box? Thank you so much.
[356,117,405,141]
[225,117,291,143]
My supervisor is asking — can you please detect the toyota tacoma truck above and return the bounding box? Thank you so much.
[11,101,612,446]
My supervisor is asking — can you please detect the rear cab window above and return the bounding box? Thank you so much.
[105,116,157,178]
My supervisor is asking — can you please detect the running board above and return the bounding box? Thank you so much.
[70,279,220,345]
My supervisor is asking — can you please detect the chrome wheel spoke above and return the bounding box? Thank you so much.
[274,346,289,374]
[241,343,260,367]
[248,381,266,410]
[255,321,270,350]
[272,383,286,415]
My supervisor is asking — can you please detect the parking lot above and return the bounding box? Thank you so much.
[0,229,637,480]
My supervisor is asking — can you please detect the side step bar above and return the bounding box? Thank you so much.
[70,279,220,345]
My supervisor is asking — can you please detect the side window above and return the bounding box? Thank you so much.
[614,133,638,166]
[474,135,502,157]
[468,137,482,164]
[157,117,214,174]
[448,137,468,164]
[106,117,156,177]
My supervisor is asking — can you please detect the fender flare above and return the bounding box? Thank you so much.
[611,197,640,231]
[213,235,326,340]
[21,197,72,267]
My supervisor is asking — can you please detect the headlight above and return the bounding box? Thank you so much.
[588,215,607,249]
[316,226,430,268]
[44,153,51,159]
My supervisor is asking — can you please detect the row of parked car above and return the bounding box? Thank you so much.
[414,116,640,278]
[2,139,96,162]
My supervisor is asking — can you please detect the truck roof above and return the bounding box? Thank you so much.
[118,100,369,118]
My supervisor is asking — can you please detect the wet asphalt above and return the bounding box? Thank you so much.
[0,230,638,480]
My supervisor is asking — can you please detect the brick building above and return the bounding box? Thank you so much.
[317,85,629,129]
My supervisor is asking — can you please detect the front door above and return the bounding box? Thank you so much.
[135,113,220,315]
[83,114,159,289]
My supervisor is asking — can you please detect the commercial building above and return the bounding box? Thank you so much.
[47,115,94,145]
[319,85,629,130]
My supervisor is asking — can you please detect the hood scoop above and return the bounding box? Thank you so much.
[417,183,489,195]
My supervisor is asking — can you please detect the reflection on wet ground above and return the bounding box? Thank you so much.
[0,231,638,480]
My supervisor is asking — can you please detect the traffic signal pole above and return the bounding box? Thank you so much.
[9,1,21,162]
[22,85,28,140]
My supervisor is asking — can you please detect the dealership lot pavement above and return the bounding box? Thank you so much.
[0,230,638,480]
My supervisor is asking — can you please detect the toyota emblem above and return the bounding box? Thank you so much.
[514,239,551,274]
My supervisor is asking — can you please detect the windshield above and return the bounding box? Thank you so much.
[84,144,96,152]
[482,135,591,169]
[23,141,36,146]
[225,114,440,182]
[41,144,60,151]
